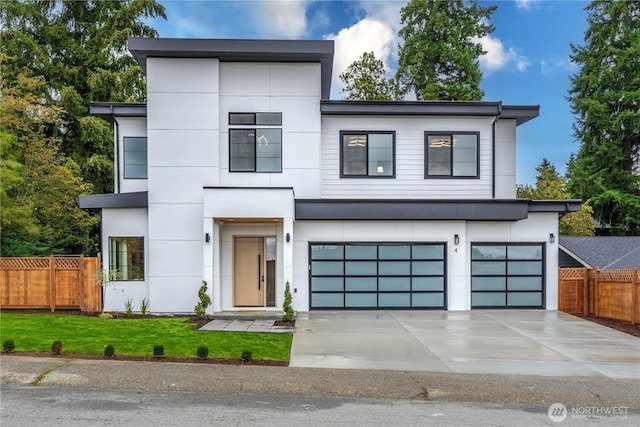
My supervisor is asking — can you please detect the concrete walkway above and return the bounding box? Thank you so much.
[290,310,640,379]
[199,319,293,333]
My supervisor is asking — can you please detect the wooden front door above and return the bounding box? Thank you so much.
[233,237,265,306]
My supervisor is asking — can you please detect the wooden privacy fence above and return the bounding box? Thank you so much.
[0,255,102,312]
[559,268,640,325]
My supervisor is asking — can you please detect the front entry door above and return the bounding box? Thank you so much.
[233,237,276,307]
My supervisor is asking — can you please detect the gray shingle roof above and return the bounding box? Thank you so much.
[559,236,640,269]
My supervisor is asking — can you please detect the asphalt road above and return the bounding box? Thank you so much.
[2,386,639,426]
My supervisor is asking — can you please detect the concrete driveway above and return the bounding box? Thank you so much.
[290,310,640,379]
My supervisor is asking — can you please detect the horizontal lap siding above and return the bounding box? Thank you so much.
[320,116,494,199]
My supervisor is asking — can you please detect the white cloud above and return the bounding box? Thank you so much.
[541,57,579,76]
[325,18,396,98]
[515,0,541,11]
[250,1,309,39]
[474,35,531,74]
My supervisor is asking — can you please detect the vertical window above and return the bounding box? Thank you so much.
[123,137,147,179]
[109,237,144,281]
[341,131,395,177]
[229,113,282,173]
[425,132,478,178]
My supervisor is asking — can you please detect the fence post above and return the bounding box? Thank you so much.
[78,254,85,311]
[49,255,56,312]
[593,268,600,318]
[583,267,588,316]
[632,268,638,326]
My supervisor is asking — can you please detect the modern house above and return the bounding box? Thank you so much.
[80,37,581,314]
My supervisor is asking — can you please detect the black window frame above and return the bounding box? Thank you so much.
[108,236,145,281]
[340,131,396,178]
[424,131,480,179]
[470,242,545,309]
[229,112,283,173]
[123,136,148,179]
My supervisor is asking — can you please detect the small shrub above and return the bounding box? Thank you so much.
[282,281,294,321]
[140,298,149,316]
[197,345,209,360]
[99,312,113,319]
[51,340,62,355]
[3,339,15,352]
[124,298,134,317]
[194,281,212,319]
[104,344,115,358]
[153,344,164,357]
[241,350,253,362]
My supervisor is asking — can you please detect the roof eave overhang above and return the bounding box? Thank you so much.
[527,200,582,214]
[90,102,147,124]
[127,37,334,99]
[79,191,148,209]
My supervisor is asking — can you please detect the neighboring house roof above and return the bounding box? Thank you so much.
[559,236,640,269]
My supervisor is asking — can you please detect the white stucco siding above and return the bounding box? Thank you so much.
[146,57,220,313]
[218,62,322,198]
[320,116,495,199]
[116,117,147,193]
[494,119,517,199]
[101,208,149,312]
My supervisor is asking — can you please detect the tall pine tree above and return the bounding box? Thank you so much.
[566,0,640,235]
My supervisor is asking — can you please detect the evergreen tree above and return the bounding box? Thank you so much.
[566,0,640,235]
[396,0,496,100]
[340,52,403,101]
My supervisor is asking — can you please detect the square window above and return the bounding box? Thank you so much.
[229,128,281,172]
[109,237,144,281]
[341,132,395,177]
[425,132,478,178]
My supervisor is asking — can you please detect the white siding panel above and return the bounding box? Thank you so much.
[147,58,219,94]
[220,63,270,96]
[149,240,202,277]
[147,167,210,203]
[148,204,203,241]
[147,130,218,168]
[495,119,517,199]
[269,63,321,97]
[117,117,148,193]
[149,276,202,313]
[147,92,219,130]
[271,97,321,132]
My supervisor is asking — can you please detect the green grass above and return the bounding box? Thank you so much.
[0,313,292,361]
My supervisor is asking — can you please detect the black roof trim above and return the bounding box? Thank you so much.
[295,199,530,221]
[79,192,148,209]
[128,37,334,99]
[320,101,539,126]
[527,200,582,214]
[90,103,147,124]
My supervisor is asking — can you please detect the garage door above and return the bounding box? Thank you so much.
[309,243,446,309]
[471,243,545,309]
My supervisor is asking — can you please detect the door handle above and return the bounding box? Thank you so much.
[258,254,261,290]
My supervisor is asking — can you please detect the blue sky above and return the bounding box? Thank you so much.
[150,0,590,185]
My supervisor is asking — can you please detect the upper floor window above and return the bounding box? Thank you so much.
[123,137,147,179]
[341,131,395,178]
[229,112,282,173]
[425,132,479,178]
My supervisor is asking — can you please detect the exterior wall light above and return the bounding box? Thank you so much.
[286,232,291,243]
[549,233,555,243]
[205,233,210,243]
[454,234,460,245]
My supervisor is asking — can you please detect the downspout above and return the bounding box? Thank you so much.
[114,115,121,194]
[491,103,502,199]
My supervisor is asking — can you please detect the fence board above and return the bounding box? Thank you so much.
[0,256,101,312]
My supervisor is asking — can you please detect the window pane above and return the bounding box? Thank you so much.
[123,137,147,179]
[312,293,344,308]
[379,245,410,259]
[108,237,144,281]
[345,277,377,291]
[412,245,444,260]
[311,277,343,292]
[412,277,444,291]
[412,261,444,275]
[256,129,282,172]
[472,261,506,275]
[256,112,282,125]
[345,293,377,307]
[311,245,344,260]
[379,277,410,291]
[507,277,542,291]
[379,293,410,307]
[311,261,343,276]
[343,134,367,175]
[412,293,444,308]
[507,292,542,307]
[345,245,377,259]
[452,134,477,176]
[427,135,451,175]
[472,292,506,307]
[508,245,543,260]
[229,113,255,125]
[472,277,506,291]
[379,261,410,276]
[345,261,377,275]
[367,133,393,176]
[508,261,542,275]
[472,246,506,260]
[230,129,255,171]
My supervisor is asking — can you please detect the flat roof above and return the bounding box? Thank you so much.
[128,37,334,99]
[90,103,146,124]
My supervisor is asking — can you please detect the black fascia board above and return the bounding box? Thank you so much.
[90,102,147,124]
[127,37,334,99]
[79,192,148,209]
[501,105,540,126]
[295,199,530,221]
[527,200,582,214]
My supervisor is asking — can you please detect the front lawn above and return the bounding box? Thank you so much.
[0,313,292,361]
